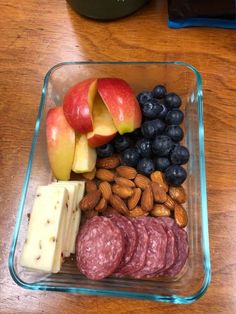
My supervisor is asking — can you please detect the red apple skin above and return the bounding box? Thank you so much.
[97,78,142,135]
[88,133,116,148]
[46,106,75,180]
[63,78,97,133]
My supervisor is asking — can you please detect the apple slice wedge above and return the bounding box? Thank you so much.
[72,134,97,173]
[63,78,97,133]
[97,78,142,135]
[46,106,75,180]
[87,94,117,147]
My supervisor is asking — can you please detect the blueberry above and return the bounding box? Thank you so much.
[152,135,174,156]
[114,135,132,152]
[141,99,162,119]
[170,145,189,165]
[164,165,187,186]
[121,148,140,167]
[152,85,167,99]
[136,138,152,158]
[137,91,153,106]
[165,125,184,142]
[137,158,155,176]
[96,143,114,158]
[132,128,142,138]
[165,109,184,125]
[165,93,181,109]
[157,102,169,120]
[141,119,165,139]
[154,157,171,171]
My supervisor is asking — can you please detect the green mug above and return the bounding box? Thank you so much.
[67,0,150,20]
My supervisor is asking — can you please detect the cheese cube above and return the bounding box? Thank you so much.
[20,186,68,273]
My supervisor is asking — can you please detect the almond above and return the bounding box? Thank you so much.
[174,203,188,228]
[134,174,151,190]
[150,204,171,217]
[109,194,129,215]
[114,177,136,188]
[151,182,167,203]
[164,195,176,210]
[96,169,115,182]
[84,209,98,219]
[116,166,137,180]
[82,168,96,180]
[95,197,107,212]
[141,184,154,212]
[85,180,97,193]
[102,206,118,216]
[128,188,142,210]
[79,190,101,211]
[128,206,149,217]
[112,184,133,199]
[99,181,112,200]
[169,186,187,204]
[150,171,168,192]
[96,155,120,169]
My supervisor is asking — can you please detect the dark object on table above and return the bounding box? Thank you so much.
[67,0,150,20]
[168,0,236,29]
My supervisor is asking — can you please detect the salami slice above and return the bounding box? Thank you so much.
[159,217,189,277]
[108,214,137,269]
[76,216,124,280]
[118,218,149,275]
[132,217,167,278]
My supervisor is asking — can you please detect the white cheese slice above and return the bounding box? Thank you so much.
[50,182,76,257]
[20,186,68,273]
[68,181,85,254]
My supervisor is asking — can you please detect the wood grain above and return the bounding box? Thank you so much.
[1,0,236,313]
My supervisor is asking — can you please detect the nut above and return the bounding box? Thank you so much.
[102,206,118,216]
[150,171,168,192]
[134,174,151,190]
[114,177,136,188]
[85,180,97,193]
[112,184,134,199]
[128,188,142,210]
[164,195,176,210]
[116,166,137,179]
[128,206,149,217]
[84,209,98,219]
[79,190,101,211]
[96,169,115,182]
[98,181,112,200]
[174,203,188,228]
[141,184,154,212]
[95,197,107,212]
[169,186,187,204]
[96,155,120,169]
[109,194,129,215]
[150,204,171,217]
[82,168,96,180]
[150,182,167,203]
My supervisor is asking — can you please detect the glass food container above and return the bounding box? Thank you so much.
[8,61,211,304]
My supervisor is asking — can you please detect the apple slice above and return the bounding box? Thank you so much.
[63,78,97,133]
[46,106,75,180]
[87,95,117,147]
[97,78,142,135]
[72,134,97,173]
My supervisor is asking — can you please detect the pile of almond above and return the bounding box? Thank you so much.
[79,155,188,228]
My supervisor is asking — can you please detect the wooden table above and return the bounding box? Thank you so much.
[1,0,236,313]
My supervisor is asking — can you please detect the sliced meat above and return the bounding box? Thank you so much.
[159,217,189,277]
[118,218,149,275]
[131,217,167,278]
[109,214,137,269]
[76,216,124,280]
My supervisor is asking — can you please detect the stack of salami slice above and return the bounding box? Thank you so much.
[76,214,189,280]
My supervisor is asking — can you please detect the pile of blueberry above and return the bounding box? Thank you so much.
[96,85,190,186]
